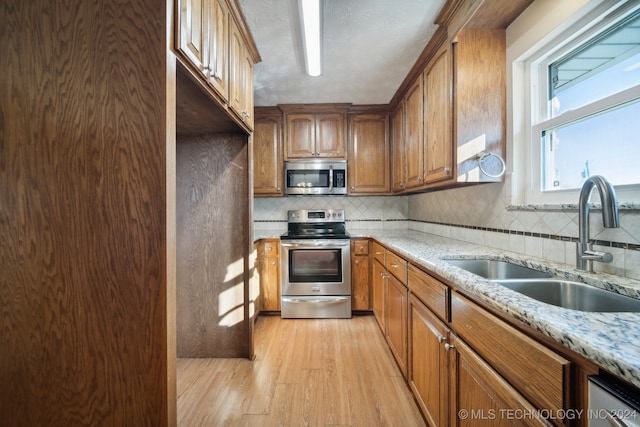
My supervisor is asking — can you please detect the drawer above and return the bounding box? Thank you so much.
[407,264,448,321]
[262,239,279,257]
[451,292,570,415]
[351,239,369,255]
[372,241,385,264]
[385,250,407,285]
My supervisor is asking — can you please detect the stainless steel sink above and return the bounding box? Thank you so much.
[445,259,554,280]
[494,279,640,312]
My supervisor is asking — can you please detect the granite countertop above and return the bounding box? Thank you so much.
[254,229,640,389]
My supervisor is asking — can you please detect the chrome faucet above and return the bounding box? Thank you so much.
[576,175,620,272]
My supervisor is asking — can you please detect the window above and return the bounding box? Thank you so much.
[526,2,640,204]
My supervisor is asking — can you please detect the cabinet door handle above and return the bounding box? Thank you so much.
[266,247,272,251]
[375,251,383,255]
[355,259,359,265]
[271,261,276,265]
[438,336,446,343]
[359,246,365,251]
[445,343,456,351]
[390,263,399,268]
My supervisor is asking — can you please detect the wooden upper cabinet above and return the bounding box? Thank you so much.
[316,114,346,157]
[404,77,424,189]
[178,0,207,74]
[207,0,229,101]
[453,29,506,183]
[229,17,254,129]
[177,0,229,101]
[391,104,406,192]
[284,112,346,159]
[176,0,259,132]
[424,44,453,184]
[253,108,283,196]
[348,113,390,194]
[285,114,315,158]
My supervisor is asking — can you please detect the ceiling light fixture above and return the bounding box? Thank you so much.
[300,0,322,76]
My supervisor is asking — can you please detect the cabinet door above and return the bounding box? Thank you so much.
[454,29,506,182]
[391,104,406,192]
[228,18,244,119]
[315,113,346,158]
[285,114,315,158]
[253,112,283,196]
[386,274,407,378]
[348,114,390,194]
[409,294,449,427]
[404,77,424,189]
[424,45,453,184]
[372,259,386,332]
[260,240,280,311]
[351,254,370,311]
[242,48,254,129]
[207,0,229,101]
[177,0,207,73]
[450,335,548,427]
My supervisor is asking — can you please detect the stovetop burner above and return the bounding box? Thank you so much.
[281,209,350,240]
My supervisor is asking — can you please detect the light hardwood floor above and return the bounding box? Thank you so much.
[177,314,427,426]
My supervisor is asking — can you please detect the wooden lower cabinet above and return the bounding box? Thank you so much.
[386,273,408,378]
[368,242,577,426]
[372,258,386,331]
[258,239,280,311]
[408,293,449,427]
[449,334,549,427]
[351,239,371,310]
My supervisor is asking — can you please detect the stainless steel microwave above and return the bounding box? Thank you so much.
[284,160,347,195]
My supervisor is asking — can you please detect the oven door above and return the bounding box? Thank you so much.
[280,239,351,296]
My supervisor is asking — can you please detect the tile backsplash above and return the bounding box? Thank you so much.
[254,181,640,281]
[254,196,409,234]
[408,180,640,281]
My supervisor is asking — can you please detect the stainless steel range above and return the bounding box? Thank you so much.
[280,209,351,319]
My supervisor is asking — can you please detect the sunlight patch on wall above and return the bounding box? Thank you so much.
[218,258,245,327]
[457,133,487,182]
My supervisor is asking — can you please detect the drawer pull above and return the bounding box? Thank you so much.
[445,343,456,351]
[438,336,446,343]
[390,263,399,268]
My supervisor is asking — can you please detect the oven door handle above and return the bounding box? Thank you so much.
[281,240,350,248]
[282,297,350,304]
[329,165,334,193]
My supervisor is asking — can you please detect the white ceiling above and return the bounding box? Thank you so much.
[238,0,446,106]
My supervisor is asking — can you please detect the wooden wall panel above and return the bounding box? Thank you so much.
[176,133,250,358]
[0,0,174,425]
